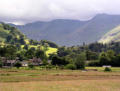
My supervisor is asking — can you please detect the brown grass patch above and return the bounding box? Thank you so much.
[0,69,120,91]
[0,80,120,91]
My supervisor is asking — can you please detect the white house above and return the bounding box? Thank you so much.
[21,62,28,67]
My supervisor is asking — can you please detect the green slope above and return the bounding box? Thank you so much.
[0,23,26,45]
[0,23,58,55]
[99,25,120,44]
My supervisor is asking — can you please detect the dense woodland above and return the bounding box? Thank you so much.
[1,41,120,69]
[55,42,120,68]
[0,23,120,69]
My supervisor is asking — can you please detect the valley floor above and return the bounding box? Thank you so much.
[1,80,120,91]
[0,67,120,91]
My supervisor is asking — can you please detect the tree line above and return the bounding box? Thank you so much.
[1,41,120,69]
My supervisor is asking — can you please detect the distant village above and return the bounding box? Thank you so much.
[1,57,50,68]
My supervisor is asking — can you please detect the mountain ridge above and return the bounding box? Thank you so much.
[10,14,120,46]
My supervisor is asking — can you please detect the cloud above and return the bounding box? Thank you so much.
[0,0,120,24]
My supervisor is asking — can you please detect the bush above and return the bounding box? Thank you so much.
[65,64,76,70]
[42,60,48,66]
[59,65,64,70]
[0,58,2,68]
[104,67,112,72]
[0,61,2,68]
[14,62,22,69]
[51,56,69,66]
[28,64,34,69]
[88,60,100,66]
[74,53,86,69]
[46,64,53,70]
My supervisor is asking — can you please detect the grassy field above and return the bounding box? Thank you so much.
[99,25,120,44]
[46,47,57,56]
[0,67,120,91]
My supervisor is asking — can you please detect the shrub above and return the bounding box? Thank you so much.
[0,57,2,68]
[51,56,69,66]
[42,60,48,66]
[74,53,86,69]
[46,64,53,70]
[59,65,64,70]
[0,61,2,68]
[88,60,100,66]
[104,67,112,72]
[65,64,76,70]
[28,64,34,69]
[14,62,22,69]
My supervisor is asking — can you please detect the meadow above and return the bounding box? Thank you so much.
[0,67,120,91]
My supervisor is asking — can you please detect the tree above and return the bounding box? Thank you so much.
[23,45,29,50]
[25,49,35,59]
[51,56,69,66]
[4,45,17,60]
[43,43,49,52]
[88,60,100,66]
[51,56,59,65]
[65,64,76,70]
[40,40,58,48]
[19,37,26,45]
[0,57,2,68]
[57,47,70,57]
[113,54,120,66]
[35,49,48,65]
[6,35,13,43]
[35,49,47,60]
[28,63,34,69]
[17,50,26,61]
[74,53,86,69]
[49,54,56,60]
[30,39,34,45]
[15,43,21,50]
[86,50,98,60]
[99,52,110,66]
[106,50,115,63]
[42,60,48,66]
[14,62,22,69]
[2,23,13,30]
[0,46,6,57]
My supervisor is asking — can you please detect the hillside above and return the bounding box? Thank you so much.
[0,23,58,56]
[0,23,27,45]
[12,14,120,46]
[99,25,120,44]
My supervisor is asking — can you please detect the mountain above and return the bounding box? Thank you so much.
[11,14,120,46]
[99,25,120,44]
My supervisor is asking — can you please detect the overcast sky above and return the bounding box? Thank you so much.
[0,0,120,25]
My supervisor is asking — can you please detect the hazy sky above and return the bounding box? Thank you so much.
[0,0,120,25]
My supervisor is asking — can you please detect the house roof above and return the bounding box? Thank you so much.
[5,60,16,64]
[29,57,42,63]
[21,61,28,64]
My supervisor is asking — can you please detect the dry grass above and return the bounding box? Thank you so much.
[0,80,120,91]
[0,69,120,91]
